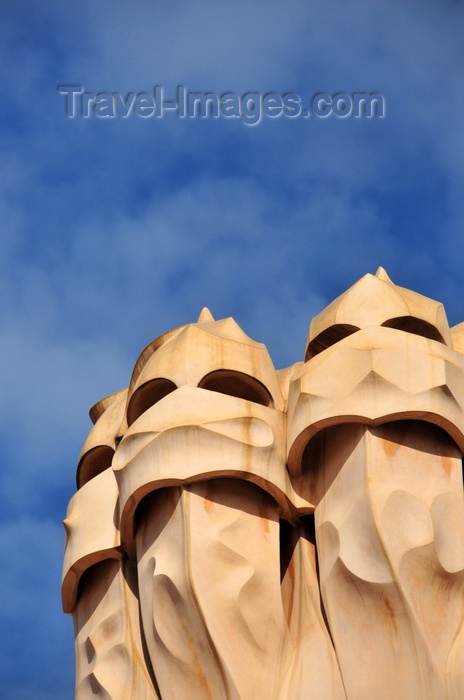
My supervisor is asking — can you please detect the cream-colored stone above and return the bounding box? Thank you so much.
[306,269,451,359]
[112,385,310,552]
[451,320,464,354]
[73,559,159,699]
[126,318,284,425]
[77,388,127,487]
[287,326,464,475]
[63,272,464,699]
[310,422,464,700]
[62,467,121,613]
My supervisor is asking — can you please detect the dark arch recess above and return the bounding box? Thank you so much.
[198,369,273,407]
[77,445,114,488]
[305,324,359,361]
[381,316,445,343]
[127,378,177,426]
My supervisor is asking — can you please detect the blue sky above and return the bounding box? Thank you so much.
[1,0,464,697]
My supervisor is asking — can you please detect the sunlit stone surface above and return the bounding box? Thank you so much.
[63,269,464,700]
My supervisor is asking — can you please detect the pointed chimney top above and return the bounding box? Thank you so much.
[197,307,215,323]
[375,267,393,283]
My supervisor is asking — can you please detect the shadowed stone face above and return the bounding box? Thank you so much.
[63,273,464,700]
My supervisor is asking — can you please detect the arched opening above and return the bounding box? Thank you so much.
[381,316,445,343]
[127,378,177,426]
[77,445,114,488]
[198,369,273,407]
[305,324,359,361]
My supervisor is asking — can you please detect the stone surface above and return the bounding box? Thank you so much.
[63,270,464,699]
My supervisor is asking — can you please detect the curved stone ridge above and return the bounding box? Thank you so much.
[63,270,464,700]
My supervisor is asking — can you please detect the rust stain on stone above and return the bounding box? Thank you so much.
[203,497,214,513]
[203,481,215,513]
[260,510,270,534]
[441,456,453,477]
[380,591,398,634]
[382,438,399,459]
